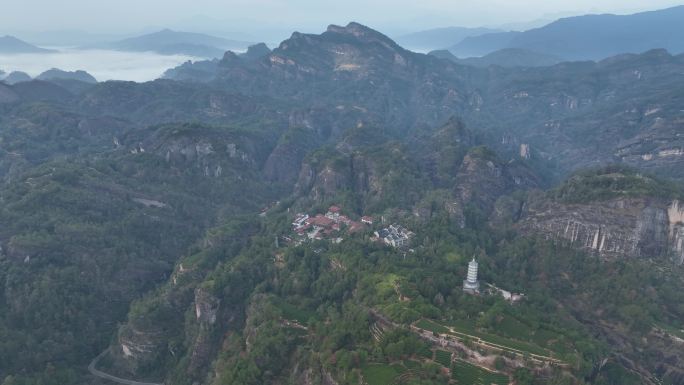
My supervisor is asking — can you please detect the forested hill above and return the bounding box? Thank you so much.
[0,21,683,385]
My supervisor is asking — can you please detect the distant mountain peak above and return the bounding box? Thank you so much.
[326,22,373,35]
[242,43,271,61]
[2,71,32,85]
[0,35,55,54]
[37,68,98,83]
[450,5,684,60]
[394,26,503,52]
[326,22,398,47]
[86,29,252,58]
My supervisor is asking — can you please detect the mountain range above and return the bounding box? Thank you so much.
[429,48,563,68]
[87,29,253,58]
[0,19,683,385]
[393,26,502,52]
[0,35,56,54]
[36,68,98,83]
[449,5,684,60]
[1,68,98,87]
[0,70,31,84]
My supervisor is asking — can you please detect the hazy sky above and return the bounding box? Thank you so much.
[2,0,683,40]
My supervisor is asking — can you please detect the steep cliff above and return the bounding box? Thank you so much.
[294,140,430,213]
[449,146,539,227]
[516,169,684,263]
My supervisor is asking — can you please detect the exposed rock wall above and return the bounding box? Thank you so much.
[449,148,538,227]
[517,196,684,263]
[114,321,168,376]
[194,287,220,325]
[187,288,221,375]
[667,200,684,264]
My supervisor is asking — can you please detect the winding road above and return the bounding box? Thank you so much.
[88,348,164,385]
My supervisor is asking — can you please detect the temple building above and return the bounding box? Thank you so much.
[463,257,480,294]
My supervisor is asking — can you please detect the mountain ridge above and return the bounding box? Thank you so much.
[0,35,56,54]
[85,29,253,58]
[449,5,684,60]
[394,26,503,52]
[430,47,563,67]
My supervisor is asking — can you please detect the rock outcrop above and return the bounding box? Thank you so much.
[449,147,538,227]
[194,287,220,324]
[517,195,684,263]
[186,287,221,375]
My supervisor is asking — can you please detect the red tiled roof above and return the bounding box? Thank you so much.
[348,222,364,233]
[328,206,341,213]
[308,214,334,227]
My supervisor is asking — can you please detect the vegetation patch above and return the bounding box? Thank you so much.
[415,319,449,334]
[551,165,684,203]
[434,350,452,367]
[659,323,684,340]
[451,359,508,385]
[272,297,319,325]
[362,363,406,385]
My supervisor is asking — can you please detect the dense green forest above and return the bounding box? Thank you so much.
[2,125,683,385]
[2,19,684,385]
[92,190,684,385]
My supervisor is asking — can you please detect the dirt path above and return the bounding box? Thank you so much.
[88,348,164,385]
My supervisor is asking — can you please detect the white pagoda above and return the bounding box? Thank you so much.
[463,257,480,294]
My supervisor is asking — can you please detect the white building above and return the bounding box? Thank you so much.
[463,258,480,294]
[374,224,413,249]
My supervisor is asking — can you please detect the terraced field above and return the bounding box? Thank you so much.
[362,361,426,385]
[416,319,449,334]
[434,350,452,367]
[362,364,405,385]
[451,360,508,385]
[659,323,684,339]
[415,318,561,360]
[446,319,549,356]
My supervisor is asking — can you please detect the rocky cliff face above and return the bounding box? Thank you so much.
[115,323,168,375]
[211,22,476,134]
[262,106,378,184]
[667,201,684,264]
[294,152,383,204]
[293,118,539,222]
[449,147,539,227]
[517,194,684,263]
[187,287,222,376]
[109,288,222,379]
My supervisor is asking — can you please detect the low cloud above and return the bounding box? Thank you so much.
[0,48,200,82]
